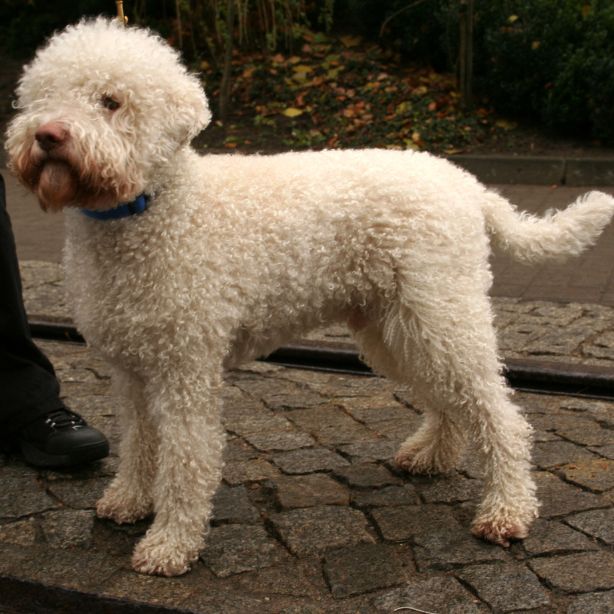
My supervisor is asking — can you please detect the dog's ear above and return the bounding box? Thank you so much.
[168,73,212,145]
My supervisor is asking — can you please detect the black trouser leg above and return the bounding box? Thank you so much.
[0,173,63,437]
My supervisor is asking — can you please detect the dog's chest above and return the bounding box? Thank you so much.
[64,215,181,368]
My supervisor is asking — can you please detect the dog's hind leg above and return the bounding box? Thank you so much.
[384,275,538,546]
[351,312,466,474]
[130,366,225,577]
[97,368,157,523]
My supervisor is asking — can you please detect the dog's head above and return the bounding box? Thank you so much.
[5,17,211,211]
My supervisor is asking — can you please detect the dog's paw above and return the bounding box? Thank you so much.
[394,443,458,475]
[96,484,153,524]
[131,531,200,577]
[471,518,530,548]
[471,499,538,548]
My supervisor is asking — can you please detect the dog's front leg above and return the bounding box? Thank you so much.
[97,368,157,523]
[131,368,225,577]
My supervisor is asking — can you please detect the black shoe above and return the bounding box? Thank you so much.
[18,408,109,468]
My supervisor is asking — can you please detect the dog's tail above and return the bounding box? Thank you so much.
[481,190,614,264]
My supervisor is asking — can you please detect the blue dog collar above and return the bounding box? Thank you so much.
[82,194,149,220]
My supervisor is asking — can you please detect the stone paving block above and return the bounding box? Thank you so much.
[41,509,95,549]
[565,508,614,544]
[216,559,329,599]
[566,590,614,614]
[222,404,290,434]
[523,329,587,356]
[538,411,603,430]
[556,424,614,447]
[414,527,508,570]
[45,476,110,509]
[242,428,316,452]
[530,551,614,593]
[418,474,482,503]
[0,544,121,592]
[222,458,280,485]
[591,444,614,460]
[224,402,315,450]
[0,518,37,547]
[99,568,206,610]
[271,473,350,509]
[335,391,403,411]
[287,405,378,445]
[341,402,416,426]
[369,416,422,441]
[337,438,399,463]
[372,575,485,613]
[522,518,598,555]
[272,447,349,474]
[0,465,59,518]
[189,592,327,613]
[532,440,596,469]
[270,506,374,556]
[457,563,550,611]
[261,388,327,411]
[565,397,614,426]
[351,484,419,508]
[212,484,260,524]
[223,436,260,463]
[561,458,614,492]
[333,463,401,488]
[323,543,410,598]
[201,524,289,577]
[371,504,460,542]
[534,471,606,517]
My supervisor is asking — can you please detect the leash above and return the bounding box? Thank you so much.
[116,1,128,26]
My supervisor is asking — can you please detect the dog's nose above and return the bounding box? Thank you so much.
[35,122,68,151]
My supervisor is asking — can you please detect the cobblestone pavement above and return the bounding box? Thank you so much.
[1,338,613,613]
[0,261,611,612]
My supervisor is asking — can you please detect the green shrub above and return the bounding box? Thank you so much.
[475,0,614,141]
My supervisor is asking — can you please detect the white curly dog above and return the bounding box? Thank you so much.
[6,18,614,576]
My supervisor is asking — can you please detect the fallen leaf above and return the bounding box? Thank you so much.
[340,35,361,48]
[495,119,517,130]
[282,107,304,118]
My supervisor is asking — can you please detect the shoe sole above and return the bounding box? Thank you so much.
[20,440,110,468]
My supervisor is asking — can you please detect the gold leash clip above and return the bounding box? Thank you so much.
[116,1,128,26]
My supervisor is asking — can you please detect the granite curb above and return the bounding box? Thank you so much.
[449,155,614,186]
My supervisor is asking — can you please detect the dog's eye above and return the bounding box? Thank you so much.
[101,95,121,111]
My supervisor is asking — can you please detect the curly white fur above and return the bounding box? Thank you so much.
[6,18,614,576]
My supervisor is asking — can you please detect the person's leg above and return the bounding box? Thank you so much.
[0,173,62,434]
[0,173,109,466]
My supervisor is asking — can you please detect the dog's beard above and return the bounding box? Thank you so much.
[37,160,78,211]
[12,144,121,212]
